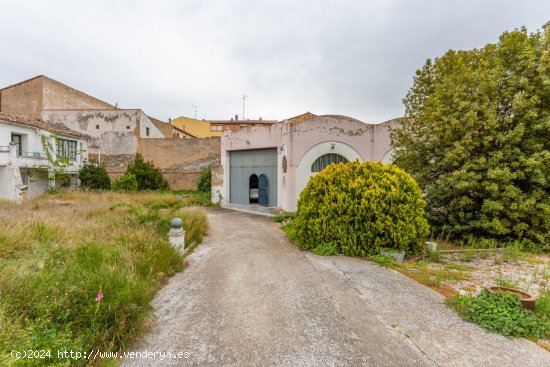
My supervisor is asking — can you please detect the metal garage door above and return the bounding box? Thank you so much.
[229,148,278,207]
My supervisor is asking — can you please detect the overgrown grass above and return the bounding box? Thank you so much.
[446,290,549,339]
[273,212,295,224]
[0,190,209,366]
[312,242,338,256]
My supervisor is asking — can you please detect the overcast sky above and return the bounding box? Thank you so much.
[0,1,548,123]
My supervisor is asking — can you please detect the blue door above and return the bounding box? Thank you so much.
[258,174,268,206]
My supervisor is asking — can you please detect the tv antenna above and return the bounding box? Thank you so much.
[192,104,198,119]
[242,94,248,120]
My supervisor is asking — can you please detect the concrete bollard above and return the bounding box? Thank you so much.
[168,218,185,252]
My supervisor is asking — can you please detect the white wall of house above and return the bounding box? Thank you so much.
[0,120,89,201]
[0,121,43,156]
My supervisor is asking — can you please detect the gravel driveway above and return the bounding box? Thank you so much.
[123,208,549,367]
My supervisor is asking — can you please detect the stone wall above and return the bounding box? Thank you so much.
[138,138,221,190]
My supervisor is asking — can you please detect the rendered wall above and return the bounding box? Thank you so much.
[171,116,220,138]
[219,116,401,211]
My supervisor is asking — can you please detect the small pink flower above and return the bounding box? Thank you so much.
[95,290,104,302]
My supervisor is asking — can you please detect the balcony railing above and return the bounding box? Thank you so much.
[19,151,47,159]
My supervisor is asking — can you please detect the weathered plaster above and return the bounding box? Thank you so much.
[220,115,402,210]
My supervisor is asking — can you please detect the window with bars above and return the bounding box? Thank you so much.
[311,153,348,172]
[56,139,77,160]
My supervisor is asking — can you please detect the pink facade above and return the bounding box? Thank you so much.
[216,114,401,211]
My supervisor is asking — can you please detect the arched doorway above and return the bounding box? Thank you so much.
[249,174,259,203]
[258,174,268,206]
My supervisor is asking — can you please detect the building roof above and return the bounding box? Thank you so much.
[285,112,318,124]
[0,112,88,138]
[209,118,277,125]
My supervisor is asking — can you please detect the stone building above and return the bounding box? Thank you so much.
[0,75,219,188]
[214,113,398,211]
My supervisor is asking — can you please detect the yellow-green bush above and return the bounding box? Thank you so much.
[293,161,429,256]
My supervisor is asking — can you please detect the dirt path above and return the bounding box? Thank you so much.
[123,208,549,367]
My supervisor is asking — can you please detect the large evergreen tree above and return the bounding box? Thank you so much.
[392,24,549,250]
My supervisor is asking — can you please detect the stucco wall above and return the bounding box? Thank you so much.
[139,138,221,189]
[171,116,220,138]
[0,77,43,119]
[220,115,401,210]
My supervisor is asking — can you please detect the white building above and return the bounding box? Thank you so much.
[0,112,89,201]
[215,113,399,211]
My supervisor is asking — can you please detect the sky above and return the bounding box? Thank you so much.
[0,0,548,123]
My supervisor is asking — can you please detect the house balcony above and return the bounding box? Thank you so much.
[16,151,50,168]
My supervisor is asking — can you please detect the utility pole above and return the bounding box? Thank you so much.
[192,104,198,119]
[242,94,247,120]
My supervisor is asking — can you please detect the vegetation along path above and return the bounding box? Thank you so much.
[125,208,549,367]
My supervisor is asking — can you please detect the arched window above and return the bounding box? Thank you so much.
[311,153,348,172]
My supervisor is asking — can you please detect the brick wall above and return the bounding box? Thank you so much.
[42,77,114,110]
[0,77,43,119]
[138,138,221,189]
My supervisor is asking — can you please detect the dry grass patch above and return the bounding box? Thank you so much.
[0,190,208,366]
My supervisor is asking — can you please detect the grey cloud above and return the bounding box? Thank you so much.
[0,0,548,122]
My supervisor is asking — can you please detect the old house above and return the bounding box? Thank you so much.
[0,112,89,201]
[214,113,398,211]
[0,75,171,178]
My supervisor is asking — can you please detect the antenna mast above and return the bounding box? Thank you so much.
[192,104,198,119]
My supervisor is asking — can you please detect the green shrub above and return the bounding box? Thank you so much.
[392,24,550,251]
[197,165,211,192]
[78,163,111,190]
[112,173,138,192]
[293,161,429,256]
[446,289,549,338]
[126,153,168,190]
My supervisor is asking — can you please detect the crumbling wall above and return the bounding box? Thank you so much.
[138,138,221,189]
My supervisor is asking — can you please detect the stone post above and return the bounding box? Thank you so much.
[168,218,185,252]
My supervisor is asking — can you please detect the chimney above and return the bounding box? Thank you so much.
[235,114,238,121]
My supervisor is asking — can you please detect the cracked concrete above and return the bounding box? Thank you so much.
[123,208,549,367]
